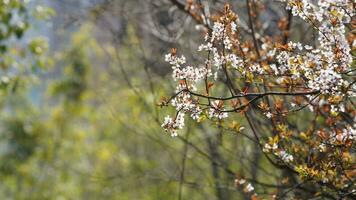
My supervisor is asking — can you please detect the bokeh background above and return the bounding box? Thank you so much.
[0,0,315,199]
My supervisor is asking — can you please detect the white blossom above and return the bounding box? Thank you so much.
[245,183,254,192]
[231,22,237,33]
[162,0,355,137]
[318,143,326,152]
[208,108,228,120]
[236,179,246,185]
[227,54,243,69]
[161,115,184,137]
[211,22,225,42]
[277,150,294,163]
[265,112,272,119]
[263,143,278,152]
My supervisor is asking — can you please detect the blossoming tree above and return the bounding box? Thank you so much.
[160,0,355,199]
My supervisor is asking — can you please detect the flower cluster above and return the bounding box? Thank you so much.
[234,178,257,196]
[161,114,184,137]
[161,5,241,136]
[161,2,355,196]
[208,101,229,119]
[318,125,356,145]
[263,140,294,163]
[263,143,278,152]
[277,150,294,163]
[275,0,354,97]
[161,51,210,136]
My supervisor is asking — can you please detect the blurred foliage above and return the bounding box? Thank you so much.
[0,1,268,199]
[0,0,53,96]
[0,6,188,197]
